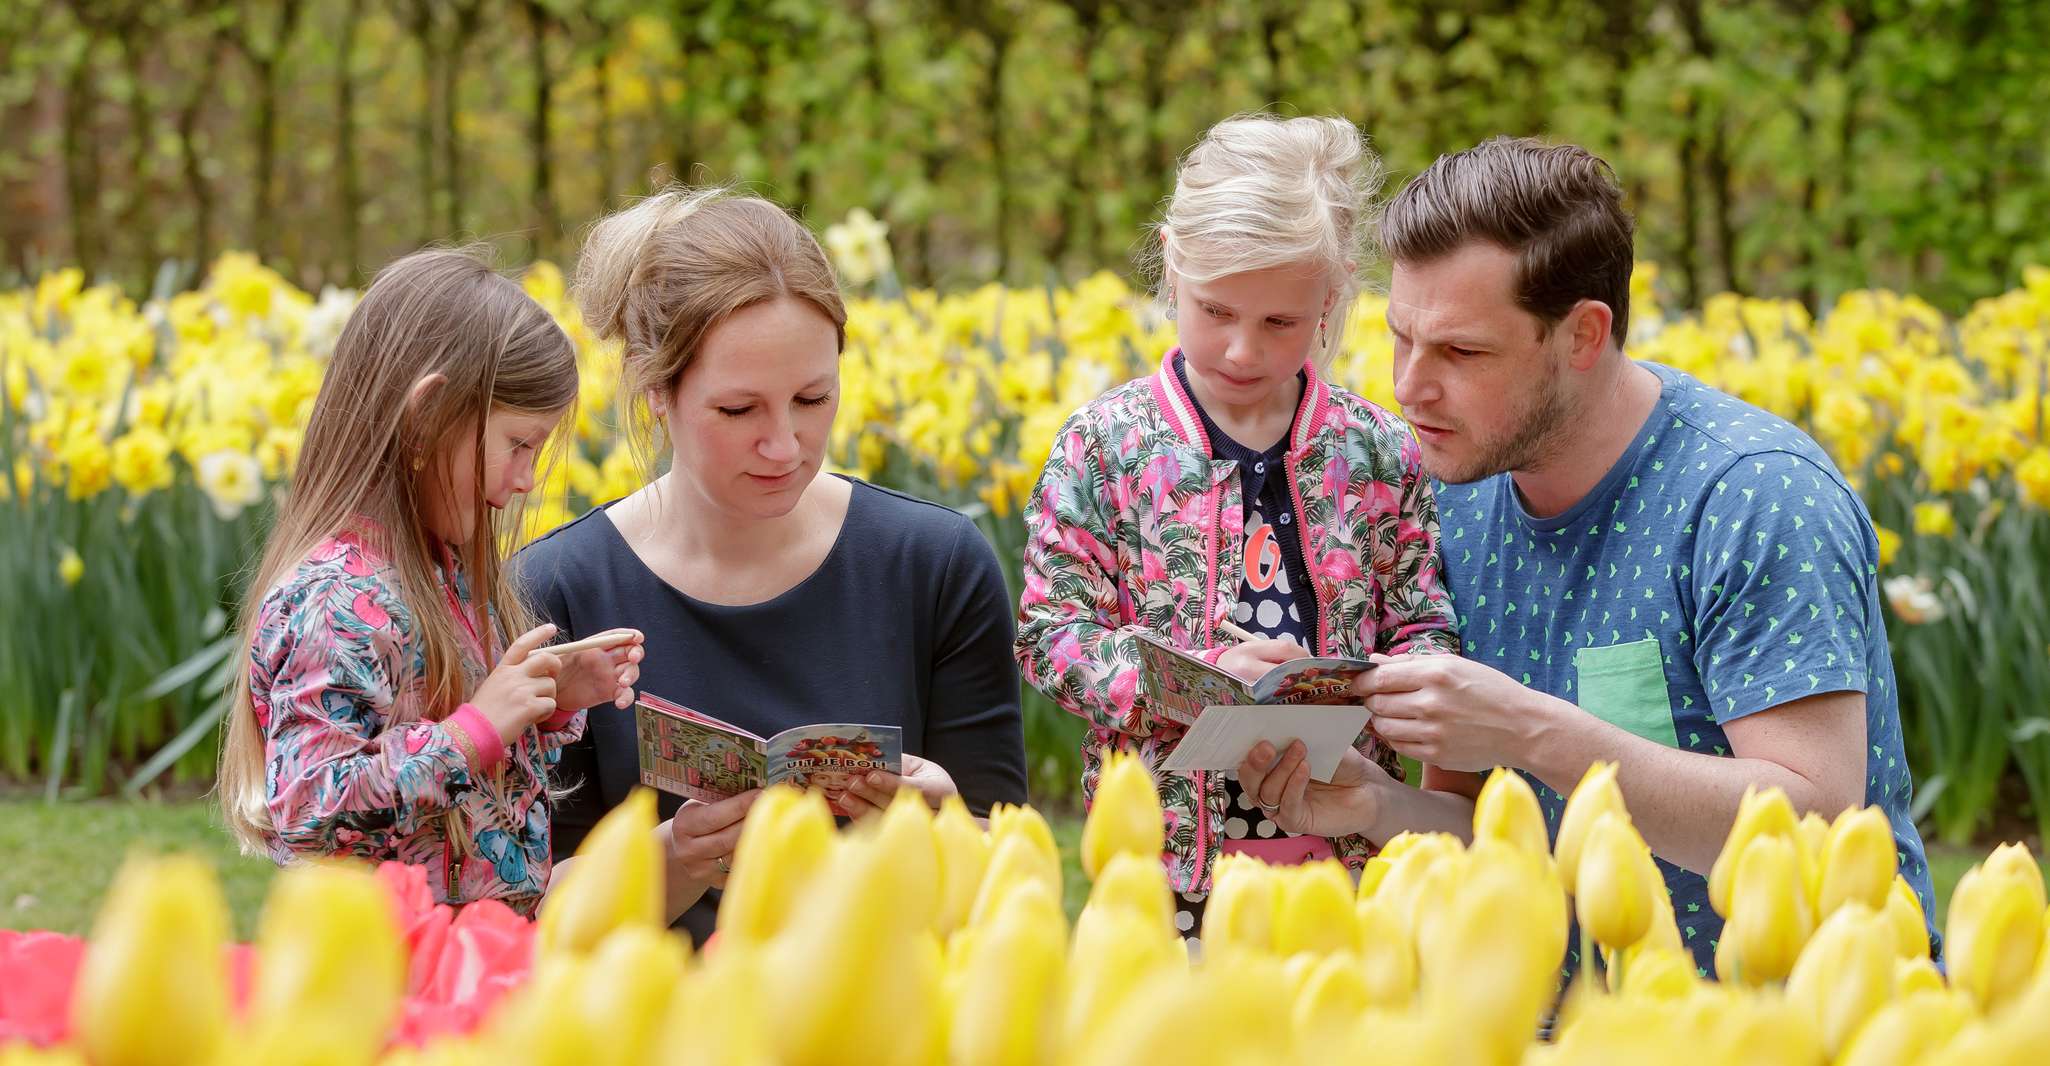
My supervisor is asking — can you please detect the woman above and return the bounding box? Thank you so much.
[518,187,1027,944]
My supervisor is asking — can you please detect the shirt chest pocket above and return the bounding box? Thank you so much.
[1574,638,1679,749]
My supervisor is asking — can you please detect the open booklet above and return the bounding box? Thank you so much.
[634,692,903,817]
[1134,630,1374,727]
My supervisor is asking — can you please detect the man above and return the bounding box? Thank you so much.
[1238,136,1935,973]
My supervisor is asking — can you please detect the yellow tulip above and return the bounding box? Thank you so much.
[1064,905,1185,1049]
[1816,806,1896,917]
[1202,855,1280,956]
[1783,903,1893,1056]
[932,793,991,935]
[970,824,1063,927]
[1708,784,1798,918]
[861,787,940,933]
[69,855,231,1066]
[1080,749,1164,880]
[1912,500,1956,537]
[1352,897,1417,1008]
[946,879,1066,1066]
[1472,767,1549,858]
[248,861,406,1064]
[1575,811,1660,953]
[1717,834,1813,984]
[1613,944,1698,1001]
[1895,955,1945,996]
[766,835,943,1066]
[1553,761,1625,895]
[717,785,835,946]
[1945,864,2046,1012]
[1083,850,1173,930]
[1420,857,1566,1064]
[1272,860,1359,957]
[577,927,692,1062]
[1982,841,2047,913]
[536,787,662,957]
[1289,953,1373,1046]
[1885,874,1932,960]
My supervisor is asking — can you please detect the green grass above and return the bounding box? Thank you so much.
[0,796,277,938]
[1,797,2037,940]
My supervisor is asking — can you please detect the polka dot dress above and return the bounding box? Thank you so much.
[1172,355,1323,949]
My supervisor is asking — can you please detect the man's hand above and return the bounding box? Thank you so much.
[1354,654,1563,773]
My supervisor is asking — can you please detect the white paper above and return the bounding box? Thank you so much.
[1160,704,1374,781]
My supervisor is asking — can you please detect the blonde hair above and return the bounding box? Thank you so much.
[218,247,578,853]
[573,185,846,474]
[1150,113,1385,370]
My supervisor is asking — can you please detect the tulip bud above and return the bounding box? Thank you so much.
[1575,811,1660,953]
[1612,944,1697,1001]
[1982,841,2047,913]
[718,785,835,946]
[1816,807,1895,918]
[1353,898,1417,1009]
[1081,749,1164,880]
[865,786,941,932]
[1784,903,1892,1056]
[1708,785,1797,918]
[1420,859,1565,1065]
[947,879,1066,1066]
[70,855,231,1066]
[767,835,944,1066]
[1717,834,1813,985]
[1203,856,1280,956]
[1945,864,2045,1012]
[249,861,406,1063]
[1835,990,1972,1066]
[537,787,662,957]
[1273,860,1359,958]
[1083,850,1173,930]
[971,826,1063,927]
[1554,762,1625,895]
[1894,956,1944,996]
[933,793,991,935]
[1472,767,1549,858]
[1884,874,1931,960]
[1065,905,1185,1048]
[1290,953,1373,1046]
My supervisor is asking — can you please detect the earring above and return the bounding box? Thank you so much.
[1318,316,1329,348]
[1165,285,1177,321]
[411,455,425,471]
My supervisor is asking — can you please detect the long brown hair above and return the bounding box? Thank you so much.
[572,184,847,476]
[219,246,578,852]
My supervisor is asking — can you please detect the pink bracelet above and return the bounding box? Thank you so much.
[448,704,509,771]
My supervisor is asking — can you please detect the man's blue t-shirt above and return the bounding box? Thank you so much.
[1436,361,1936,974]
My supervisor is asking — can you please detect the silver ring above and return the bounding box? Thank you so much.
[1258,803,1280,817]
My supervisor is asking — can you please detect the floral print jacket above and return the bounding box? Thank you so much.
[249,527,582,915]
[1016,352,1461,893]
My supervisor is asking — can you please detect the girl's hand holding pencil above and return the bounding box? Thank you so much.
[472,624,570,743]
[1212,618,1312,685]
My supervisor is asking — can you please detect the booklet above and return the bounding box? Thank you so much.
[633,692,903,817]
[1160,704,1375,781]
[1134,630,1374,727]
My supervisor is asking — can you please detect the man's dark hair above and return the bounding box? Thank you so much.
[1381,136,1635,347]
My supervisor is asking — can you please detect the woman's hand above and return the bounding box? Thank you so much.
[470,624,563,743]
[1235,739,1390,839]
[554,630,645,713]
[1216,638,1312,684]
[664,789,760,890]
[839,754,959,819]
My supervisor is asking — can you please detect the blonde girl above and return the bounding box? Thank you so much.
[1015,115,1462,944]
